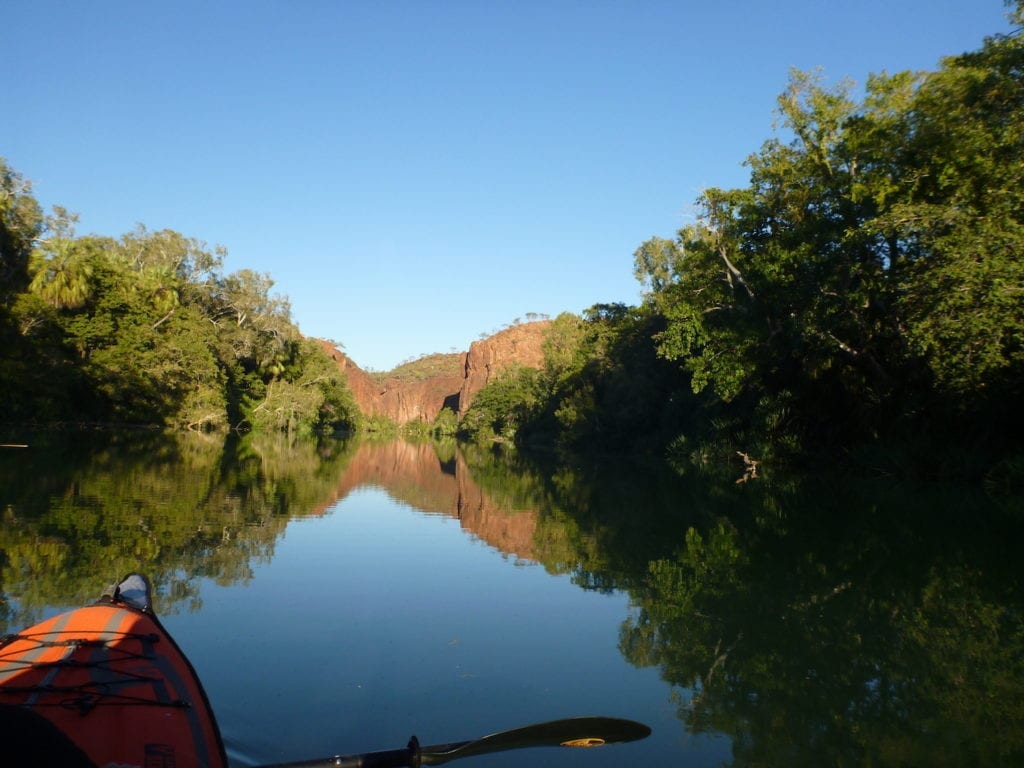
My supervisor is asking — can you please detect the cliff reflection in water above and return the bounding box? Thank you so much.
[335,439,540,562]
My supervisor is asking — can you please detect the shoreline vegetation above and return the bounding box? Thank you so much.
[3,8,1022,487]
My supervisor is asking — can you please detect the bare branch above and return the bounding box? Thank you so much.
[718,245,755,300]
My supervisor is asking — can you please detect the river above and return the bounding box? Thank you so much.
[1,432,1021,766]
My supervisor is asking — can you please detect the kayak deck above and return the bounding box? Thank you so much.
[0,575,227,768]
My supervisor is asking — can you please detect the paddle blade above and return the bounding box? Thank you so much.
[421,716,651,765]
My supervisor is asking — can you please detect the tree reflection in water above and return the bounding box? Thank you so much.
[0,431,358,626]
[464,448,1024,765]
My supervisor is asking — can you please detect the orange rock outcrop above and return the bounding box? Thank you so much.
[320,320,551,425]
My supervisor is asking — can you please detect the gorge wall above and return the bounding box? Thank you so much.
[320,320,551,425]
[455,321,549,417]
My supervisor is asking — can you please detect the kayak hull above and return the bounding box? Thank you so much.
[0,577,227,768]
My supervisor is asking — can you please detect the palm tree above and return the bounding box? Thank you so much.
[28,238,94,309]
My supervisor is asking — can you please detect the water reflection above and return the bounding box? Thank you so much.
[609,476,1024,766]
[0,431,359,626]
[463,451,1024,765]
[0,435,545,628]
[2,434,1022,764]
[332,439,540,562]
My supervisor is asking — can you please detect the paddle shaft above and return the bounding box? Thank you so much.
[259,716,651,768]
[269,745,418,768]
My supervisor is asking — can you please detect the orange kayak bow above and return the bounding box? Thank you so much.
[0,573,227,768]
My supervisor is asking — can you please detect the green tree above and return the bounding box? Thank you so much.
[880,23,1024,397]
[28,208,97,310]
[635,15,1024,464]
[540,311,588,391]
[512,304,691,452]
[246,338,359,435]
[0,158,42,298]
[633,236,683,296]
[641,70,902,411]
[0,160,356,433]
[460,365,541,441]
[432,407,459,437]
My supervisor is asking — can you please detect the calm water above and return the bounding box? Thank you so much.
[1,432,1022,766]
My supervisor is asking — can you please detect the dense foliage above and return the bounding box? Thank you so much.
[0,172,358,434]
[462,15,1024,479]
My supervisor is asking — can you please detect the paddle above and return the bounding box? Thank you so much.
[258,716,651,768]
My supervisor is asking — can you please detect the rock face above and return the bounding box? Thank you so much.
[457,321,550,416]
[321,320,551,425]
[318,342,463,424]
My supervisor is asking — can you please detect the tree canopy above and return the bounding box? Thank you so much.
[634,19,1024,461]
[0,173,358,434]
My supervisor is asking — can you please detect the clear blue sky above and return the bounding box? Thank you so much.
[6,1,1013,371]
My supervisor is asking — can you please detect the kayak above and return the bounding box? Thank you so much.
[0,573,227,768]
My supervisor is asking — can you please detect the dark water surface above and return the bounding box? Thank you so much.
[1,432,1022,766]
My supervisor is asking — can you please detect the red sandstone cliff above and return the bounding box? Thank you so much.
[317,342,463,424]
[457,321,550,416]
[320,320,551,425]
